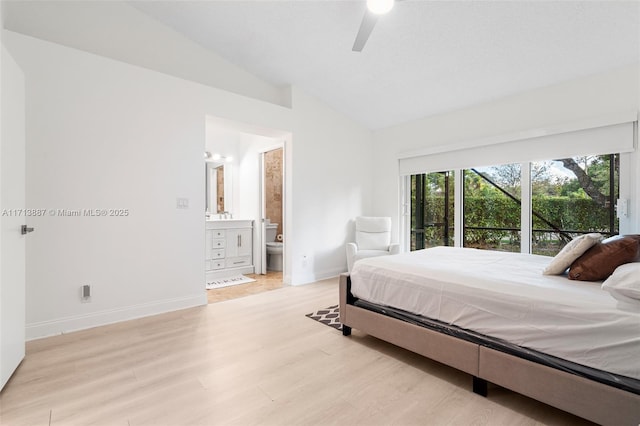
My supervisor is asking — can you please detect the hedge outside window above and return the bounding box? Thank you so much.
[463,165,521,253]
[410,153,619,257]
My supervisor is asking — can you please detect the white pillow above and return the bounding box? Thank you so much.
[602,262,640,304]
[542,233,602,275]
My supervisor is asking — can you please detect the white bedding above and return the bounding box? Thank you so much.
[350,246,640,380]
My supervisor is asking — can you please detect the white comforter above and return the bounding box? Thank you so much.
[351,246,640,380]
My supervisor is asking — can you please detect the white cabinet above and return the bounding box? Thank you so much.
[206,220,254,280]
[224,228,252,267]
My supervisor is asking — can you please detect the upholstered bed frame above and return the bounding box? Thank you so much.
[339,273,640,426]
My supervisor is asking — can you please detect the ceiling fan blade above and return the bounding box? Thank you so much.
[352,10,379,52]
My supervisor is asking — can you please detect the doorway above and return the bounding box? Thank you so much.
[260,147,284,276]
[204,116,289,303]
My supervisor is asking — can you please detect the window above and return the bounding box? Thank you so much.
[531,154,619,256]
[410,171,454,250]
[408,153,620,256]
[463,164,521,253]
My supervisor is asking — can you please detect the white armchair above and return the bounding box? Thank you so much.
[346,216,400,273]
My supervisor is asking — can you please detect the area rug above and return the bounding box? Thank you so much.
[305,305,342,331]
[206,275,256,290]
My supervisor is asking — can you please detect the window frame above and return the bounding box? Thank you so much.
[405,152,630,254]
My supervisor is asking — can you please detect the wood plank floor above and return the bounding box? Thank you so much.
[0,277,593,426]
[207,272,283,304]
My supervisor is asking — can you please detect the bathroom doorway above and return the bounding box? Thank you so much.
[260,146,284,276]
[207,145,284,304]
[204,115,290,303]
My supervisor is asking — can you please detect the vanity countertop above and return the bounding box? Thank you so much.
[206,218,253,229]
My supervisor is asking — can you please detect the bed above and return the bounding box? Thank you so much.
[339,246,640,425]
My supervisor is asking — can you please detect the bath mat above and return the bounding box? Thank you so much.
[206,275,256,290]
[306,305,342,331]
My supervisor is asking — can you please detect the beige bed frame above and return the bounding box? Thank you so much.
[339,274,640,426]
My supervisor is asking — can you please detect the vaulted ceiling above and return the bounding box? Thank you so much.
[131,1,640,129]
[6,1,640,130]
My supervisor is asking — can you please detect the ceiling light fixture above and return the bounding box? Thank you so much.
[205,152,233,163]
[367,0,394,15]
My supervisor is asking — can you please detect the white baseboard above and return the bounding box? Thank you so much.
[26,293,207,341]
[292,266,346,286]
[314,266,347,282]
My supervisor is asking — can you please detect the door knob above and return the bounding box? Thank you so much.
[21,225,35,235]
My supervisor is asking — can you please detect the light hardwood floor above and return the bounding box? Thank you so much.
[0,278,592,426]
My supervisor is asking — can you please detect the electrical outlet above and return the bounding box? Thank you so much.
[302,254,308,268]
[176,197,189,209]
[81,284,91,302]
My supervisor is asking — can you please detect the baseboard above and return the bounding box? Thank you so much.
[315,266,347,282]
[26,293,207,341]
[293,266,346,286]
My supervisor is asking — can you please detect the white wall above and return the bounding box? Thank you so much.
[205,126,241,160]
[290,88,374,284]
[372,64,640,241]
[4,30,293,339]
[4,29,375,339]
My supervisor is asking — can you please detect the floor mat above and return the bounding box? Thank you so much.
[206,275,256,290]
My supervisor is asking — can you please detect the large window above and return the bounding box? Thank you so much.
[463,164,521,252]
[410,171,454,250]
[531,154,619,256]
[409,153,620,256]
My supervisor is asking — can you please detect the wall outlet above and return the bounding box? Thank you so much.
[81,284,91,302]
[302,254,308,268]
[176,197,189,209]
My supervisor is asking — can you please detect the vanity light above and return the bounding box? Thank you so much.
[205,152,233,163]
[367,0,394,15]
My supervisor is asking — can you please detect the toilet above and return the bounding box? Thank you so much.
[265,223,283,271]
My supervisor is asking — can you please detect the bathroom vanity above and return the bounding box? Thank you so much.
[206,219,254,281]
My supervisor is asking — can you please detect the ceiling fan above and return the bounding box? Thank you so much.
[352,0,403,52]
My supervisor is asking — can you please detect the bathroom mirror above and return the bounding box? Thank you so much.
[206,162,232,217]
